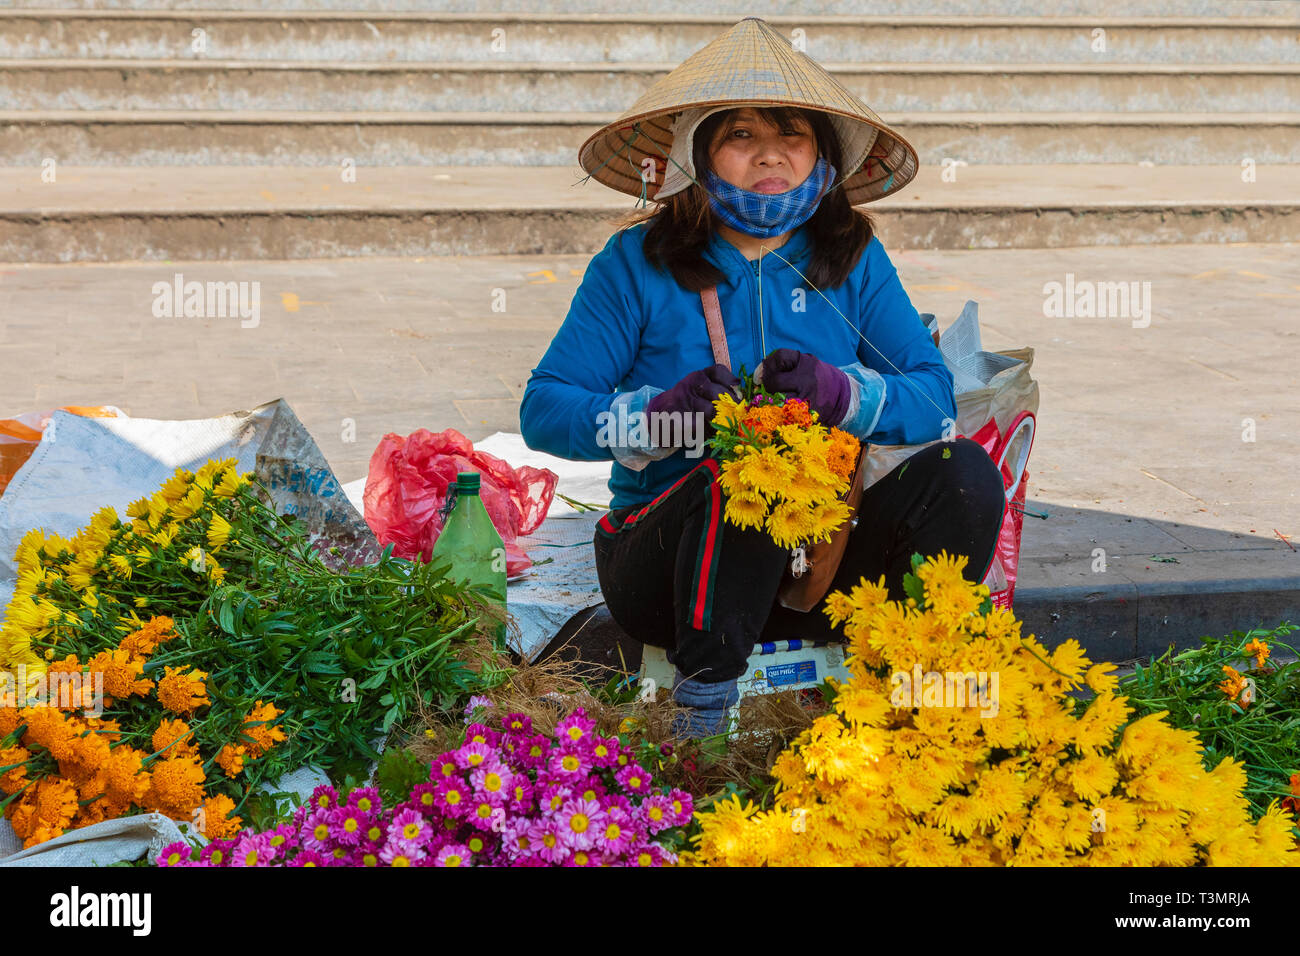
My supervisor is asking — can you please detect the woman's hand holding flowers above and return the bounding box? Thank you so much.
[755,349,851,426]
[648,364,742,421]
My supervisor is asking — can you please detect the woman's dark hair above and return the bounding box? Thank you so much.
[614,106,875,293]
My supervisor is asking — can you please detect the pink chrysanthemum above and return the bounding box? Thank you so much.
[156,840,192,867]
[264,823,299,855]
[380,840,428,867]
[470,762,514,801]
[575,775,607,802]
[514,734,550,770]
[589,735,620,768]
[666,788,695,827]
[289,850,330,868]
[537,782,574,815]
[453,740,495,771]
[309,783,339,812]
[526,818,570,865]
[231,832,275,867]
[463,721,501,748]
[638,793,674,835]
[565,848,603,867]
[434,843,472,867]
[409,782,442,817]
[199,839,233,867]
[548,746,590,779]
[388,807,432,849]
[630,843,668,867]
[501,712,531,735]
[594,806,634,856]
[463,831,497,861]
[615,763,651,796]
[557,797,606,852]
[332,806,369,846]
[507,776,534,811]
[347,786,381,815]
[555,709,597,749]
[433,776,471,819]
[301,809,336,854]
[466,796,506,832]
[431,751,462,780]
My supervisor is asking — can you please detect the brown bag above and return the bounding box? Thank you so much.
[699,286,868,613]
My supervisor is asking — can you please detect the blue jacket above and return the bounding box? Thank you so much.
[520,220,957,510]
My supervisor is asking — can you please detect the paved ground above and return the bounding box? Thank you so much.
[1,239,1297,660]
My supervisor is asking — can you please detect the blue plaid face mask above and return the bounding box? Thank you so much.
[701,156,837,238]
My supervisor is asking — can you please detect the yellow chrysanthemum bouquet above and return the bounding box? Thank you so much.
[684,552,1299,866]
[710,381,861,550]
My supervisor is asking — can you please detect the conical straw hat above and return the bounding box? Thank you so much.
[577,16,918,208]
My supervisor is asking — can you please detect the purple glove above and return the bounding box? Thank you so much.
[757,349,851,426]
[648,364,741,421]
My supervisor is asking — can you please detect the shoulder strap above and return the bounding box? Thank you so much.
[699,286,731,369]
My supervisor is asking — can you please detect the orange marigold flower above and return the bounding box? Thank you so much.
[779,398,814,427]
[201,794,243,841]
[45,654,83,677]
[61,728,112,785]
[87,647,154,700]
[33,776,79,830]
[144,754,205,817]
[151,718,197,758]
[101,745,150,814]
[20,706,79,761]
[156,666,209,715]
[0,706,21,739]
[215,744,247,778]
[1217,665,1249,706]
[241,701,287,758]
[0,745,31,793]
[1243,638,1270,670]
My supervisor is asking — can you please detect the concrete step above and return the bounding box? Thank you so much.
[5,59,1300,113]
[7,0,1299,16]
[4,110,1296,166]
[3,164,1296,262]
[3,12,1298,64]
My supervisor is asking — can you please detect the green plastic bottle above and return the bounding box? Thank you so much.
[431,471,507,644]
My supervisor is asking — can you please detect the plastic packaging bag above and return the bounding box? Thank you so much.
[0,405,124,496]
[363,428,557,577]
[967,411,1036,609]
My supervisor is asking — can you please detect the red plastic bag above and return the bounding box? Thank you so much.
[967,411,1036,609]
[362,428,558,577]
